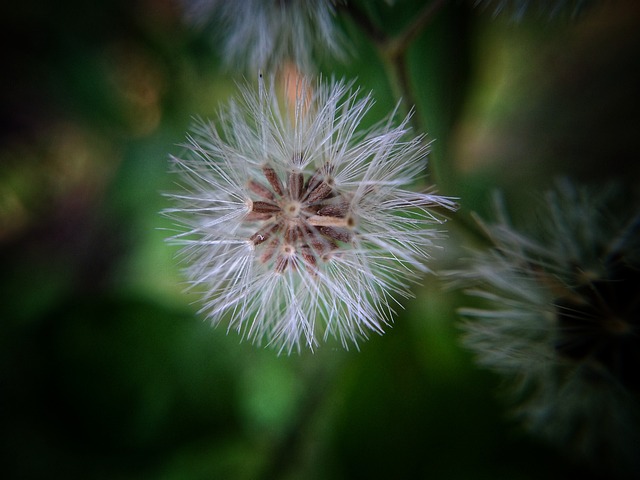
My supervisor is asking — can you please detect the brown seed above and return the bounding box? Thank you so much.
[274,255,288,273]
[274,250,297,273]
[318,226,352,243]
[296,223,318,246]
[259,238,280,263]
[308,232,339,255]
[284,223,302,244]
[288,171,304,200]
[316,202,349,218]
[306,181,333,203]
[304,167,324,192]
[248,179,275,201]
[252,201,281,214]
[262,165,284,196]
[250,222,281,245]
[300,246,318,273]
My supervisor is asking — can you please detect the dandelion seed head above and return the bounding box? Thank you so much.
[164,75,456,354]
[454,180,640,473]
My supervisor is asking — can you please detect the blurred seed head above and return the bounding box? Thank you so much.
[454,179,640,475]
[180,0,347,74]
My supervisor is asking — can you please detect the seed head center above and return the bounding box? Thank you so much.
[247,164,354,272]
[283,200,302,218]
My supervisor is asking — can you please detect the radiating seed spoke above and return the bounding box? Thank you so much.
[315,201,349,218]
[245,211,274,221]
[306,181,333,203]
[248,179,275,201]
[259,238,280,263]
[262,165,284,196]
[250,222,281,245]
[304,168,324,193]
[318,226,352,243]
[252,201,281,214]
[288,171,304,200]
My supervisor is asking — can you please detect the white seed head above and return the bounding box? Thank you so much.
[164,75,457,354]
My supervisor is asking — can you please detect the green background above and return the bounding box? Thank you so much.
[1,0,638,478]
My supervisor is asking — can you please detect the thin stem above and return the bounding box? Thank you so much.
[384,0,450,60]
[380,0,450,177]
[453,210,495,249]
[337,1,386,45]
[380,50,418,125]
[257,354,344,480]
[341,0,489,246]
[341,0,449,162]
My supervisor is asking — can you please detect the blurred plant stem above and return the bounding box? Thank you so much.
[342,0,448,133]
[257,354,345,480]
[343,0,490,249]
[380,0,449,132]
